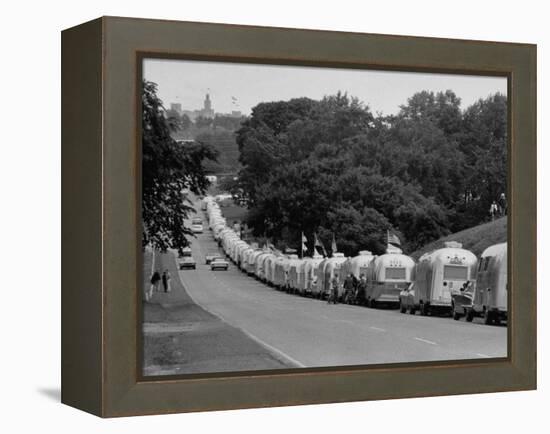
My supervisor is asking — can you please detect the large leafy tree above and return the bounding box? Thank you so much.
[142,80,217,254]
[233,90,507,255]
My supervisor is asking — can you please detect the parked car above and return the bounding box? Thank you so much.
[191,217,203,232]
[180,247,192,257]
[178,256,196,270]
[210,257,229,271]
[205,253,220,264]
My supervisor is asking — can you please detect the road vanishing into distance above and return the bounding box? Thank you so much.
[177,215,507,370]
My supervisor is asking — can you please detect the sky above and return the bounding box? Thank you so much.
[143,58,507,116]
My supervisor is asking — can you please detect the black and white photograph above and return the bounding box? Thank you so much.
[141,58,508,377]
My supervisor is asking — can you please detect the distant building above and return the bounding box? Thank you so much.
[170,103,182,114]
[175,93,215,121]
[198,94,215,119]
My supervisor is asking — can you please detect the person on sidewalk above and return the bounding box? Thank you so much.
[149,270,161,301]
[162,270,172,293]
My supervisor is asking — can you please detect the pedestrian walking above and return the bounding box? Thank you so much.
[162,270,171,293]
[489,201,498,221]
[356,274,367,306]
[343,273,355,304]
[328,273,339,304]
[149,270,161,301]
[498,193,507,216]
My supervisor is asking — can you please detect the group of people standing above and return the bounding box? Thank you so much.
[145,269,171,302]
[327,272,368,305]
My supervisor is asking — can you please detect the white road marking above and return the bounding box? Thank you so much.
[414,337,437,345]
[370,326,386,332]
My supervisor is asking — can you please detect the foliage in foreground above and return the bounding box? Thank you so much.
[142,80,217,254]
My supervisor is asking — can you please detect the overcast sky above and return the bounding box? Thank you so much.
[143,58,507,116]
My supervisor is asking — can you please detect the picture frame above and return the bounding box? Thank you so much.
[61,16,536,417]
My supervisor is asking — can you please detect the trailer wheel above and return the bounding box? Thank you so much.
[420,303,429,316]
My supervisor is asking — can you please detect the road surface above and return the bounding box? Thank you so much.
[177,216,507,370]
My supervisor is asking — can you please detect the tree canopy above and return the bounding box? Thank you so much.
[142,80,217,254]
[234,90,507,256]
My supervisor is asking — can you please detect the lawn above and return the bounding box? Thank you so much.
[410,216,507,260]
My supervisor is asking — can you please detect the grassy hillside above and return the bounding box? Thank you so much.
[410,217,507,260]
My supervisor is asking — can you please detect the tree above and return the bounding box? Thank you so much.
[142,80,217,254]
[233,90,506,255]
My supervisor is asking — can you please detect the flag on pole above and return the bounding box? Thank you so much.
[301,232,308,256]
[331,233,338,254]
[387,230,401,248]
[314,233,327,257]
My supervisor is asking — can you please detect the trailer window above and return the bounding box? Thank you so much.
[443,265,468,280]
[385,267,406,279]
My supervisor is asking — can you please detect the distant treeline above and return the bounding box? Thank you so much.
[166,110,244,174]
[229,91,507,255]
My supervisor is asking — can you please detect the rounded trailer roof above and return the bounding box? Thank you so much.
[375,252,415,267]
[481,242,507,258]
[419,243,477,265]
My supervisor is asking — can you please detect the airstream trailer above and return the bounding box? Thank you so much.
[230,238,249,262]
[235,243,251,267]
[312,253,347,299]
[466,243,507,325]
[273,256,290,289]
[338,251,375,303]
[285,255,303,293]
[245,250,264,275]
[264,254,278,285]
[254,252,273,281]
[222,233,239,256]
[295,261,309,294]
[300,254,324,295]
[367,246,415,308]
[401,242,476,315]
[339,251,375,285]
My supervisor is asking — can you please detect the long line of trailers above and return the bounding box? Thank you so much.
[202,196,507,325]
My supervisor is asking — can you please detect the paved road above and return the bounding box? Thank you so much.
[178,215,507,370]
[143,251,290,376]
